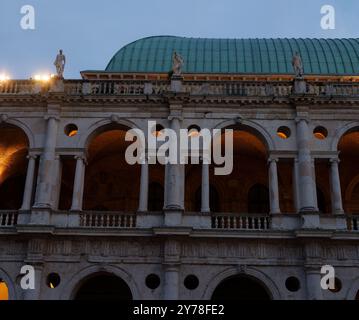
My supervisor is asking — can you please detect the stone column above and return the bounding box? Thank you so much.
[330,158,344,214]
[164,116,183,209]
[268,157,280,214]
[201,161,210,213]
[163,265,179,300]
[292,158,300,212]
[70,155,86,211]
[20,155,37,211]
[22,264,43,300]
[311,158,319,211]
[295,118,317,212]
[164,113,184,226]
[138,154,149,212]
[34,116,59,208]
[305,267,323,300]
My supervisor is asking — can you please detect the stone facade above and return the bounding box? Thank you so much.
[0,74,359,300]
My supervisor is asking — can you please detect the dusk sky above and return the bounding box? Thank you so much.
[1,0,358,78]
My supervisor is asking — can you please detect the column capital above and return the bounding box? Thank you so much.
[268,157,279,164]
[44,115,60,121]
[295,116,310,124]
[330,157,340,164]
[26,154,37,160]
[168,115,183,121]
[74,154,87,164]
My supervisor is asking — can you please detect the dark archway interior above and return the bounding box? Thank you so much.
[211,275,271,300]
[0,124,29,210]
[338,129,359,214]
[74,273,132,300]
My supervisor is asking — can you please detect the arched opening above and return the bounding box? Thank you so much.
[210,127,270,213]
[248,184,269,213]
[83,125,140,211]
[0,279,9,300]
[0,124,30,210]
[338,128,359,214]
[211,274,271,300]
[148,182,164,211]
[74,273,132,300]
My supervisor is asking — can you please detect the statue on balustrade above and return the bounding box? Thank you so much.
[54,49,66,79]
[292,51,304,78]
[172,51,184,76]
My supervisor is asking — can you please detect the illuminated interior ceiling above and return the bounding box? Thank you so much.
[0,281,8,300]
[213,130,267,159]
[88,129,132,163]
[0,125,28,185]
[338,131,359,157]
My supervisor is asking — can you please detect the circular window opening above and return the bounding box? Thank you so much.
[46,273,61,289]
[184,275,199,290]
[329,277,342,293]
[145,274,160,290]
[152,124,164,137]
[285,276,300,292]
[277,126,291,139]
[188,125,201,137]
[64,124,78,137]
[313,126,328,140]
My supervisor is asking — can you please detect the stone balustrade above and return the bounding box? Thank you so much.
[0,211,18,227]
[211,213,271,230]
[79,211,137,228]
[1,79,359,97]
[347,215,359,231]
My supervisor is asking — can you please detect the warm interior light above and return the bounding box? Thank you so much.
[277,132,288,139]
[188,128,200,137]
[314,132,326,140]
[68,130,78,137]
[49,282,55,289]
[0,281,9,300]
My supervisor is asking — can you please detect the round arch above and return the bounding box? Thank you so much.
[331,122,359,151]
[344,174,359,202]
[346,276,359,300]
[78,118,141,150]
[1,119,34,149]
[0,267,17,300]
[212,119,275,151]
[202,266,281,300]
[60,264,140,300]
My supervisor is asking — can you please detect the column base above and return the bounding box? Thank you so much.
[29,207,51,225]
[270,214,302,230]
[164,208,183,227]
[333,213,347,230]
[301,210,320,229]
[17,209,31,225]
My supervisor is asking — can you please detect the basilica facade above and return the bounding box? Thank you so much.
[0,36,359,300]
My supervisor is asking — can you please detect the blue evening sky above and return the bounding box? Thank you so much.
[0,0,358,78]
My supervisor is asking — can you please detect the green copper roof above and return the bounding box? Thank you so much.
[105,36,359,75]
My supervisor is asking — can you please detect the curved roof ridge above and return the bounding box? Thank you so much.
[104,36,359,75]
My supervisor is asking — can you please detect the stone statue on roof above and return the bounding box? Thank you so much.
[54,49,66,79]
[292,52,303,78]
[172,51,184,76]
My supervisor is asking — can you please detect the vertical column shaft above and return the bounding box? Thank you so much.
[34,116,59,208]
[20,155,37,210]
[296,118,317,211]
[201,161,210,213]
[163,265,179,300]
[138,155,149,212]
[268,158,280,214]
[330,158,344,214]
[70,155,86,211]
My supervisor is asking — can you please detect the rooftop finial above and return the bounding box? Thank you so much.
[172,51,184,76]
[54,49,66,79]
